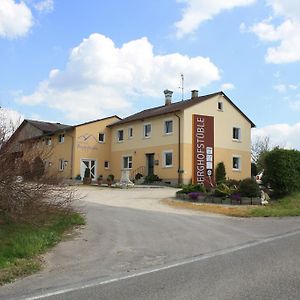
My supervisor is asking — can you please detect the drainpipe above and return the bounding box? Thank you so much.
[175,113,182,186]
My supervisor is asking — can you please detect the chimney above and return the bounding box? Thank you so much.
[164,89,173,106]
[191,90,198,99]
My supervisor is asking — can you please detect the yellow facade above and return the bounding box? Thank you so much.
[18,92,254,185]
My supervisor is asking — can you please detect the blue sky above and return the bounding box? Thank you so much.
[0,0,300,148]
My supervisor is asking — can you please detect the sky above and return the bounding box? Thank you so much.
[0,0,300,149]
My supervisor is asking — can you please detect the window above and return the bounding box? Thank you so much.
[232,156,241,171]
[46,137,52,146]
[144,124,151,138]
[104,161,110,169]
[59,159,64,171]
[233,127,241,140]
[128,127,133,138]
[117,130,124,142]
[164,120,173,134]
[163,151,173,167]
[99,133,105,143]
[58,134,64,143]
[218,101,223,111]
[123,156,133,169]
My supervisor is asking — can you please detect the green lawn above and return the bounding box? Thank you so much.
[250,193,300,217]
[0,212,85,285]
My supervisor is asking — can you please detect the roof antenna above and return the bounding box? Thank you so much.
[178,74,184,101]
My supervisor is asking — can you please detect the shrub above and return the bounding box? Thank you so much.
[263,148,300,196]
[107,174,114,182]
[188,192,203,201]
[32,156,45,179]
[178,184,206,194]
[135,173,143,180]
[20,160,32,180]
[215,162,226,184]
[238,178,260,198]
[225,179,240,189]
[144,174,161,183]
[214,183,236,197]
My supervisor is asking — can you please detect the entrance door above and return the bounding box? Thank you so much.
[80,159,96,180]
[146,154,154,176]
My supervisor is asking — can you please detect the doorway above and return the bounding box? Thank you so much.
[80,159,96,180]
[146,153,154,176]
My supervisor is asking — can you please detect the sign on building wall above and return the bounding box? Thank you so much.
[192,114,214,186]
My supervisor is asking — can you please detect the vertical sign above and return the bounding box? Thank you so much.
[192,114,214,186]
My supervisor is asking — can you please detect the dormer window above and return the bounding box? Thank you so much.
[218,101,223,111]
[58,134,64,143]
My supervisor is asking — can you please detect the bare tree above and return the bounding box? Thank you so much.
[251,136,271,164]
[0,115,80,225]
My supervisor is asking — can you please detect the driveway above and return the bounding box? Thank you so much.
[1,186,300,300]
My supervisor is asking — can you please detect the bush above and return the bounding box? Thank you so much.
[107,174,114,182]
[188,192,203,201]
[238,178,260,198]
[135,173,143,180]
[20,160,32,180]
[144,174,161,183]
[215,162,226,184]
[214,183,237,197]
[178,184,206,194]
[32,156,45,179]
[263,148,300,196]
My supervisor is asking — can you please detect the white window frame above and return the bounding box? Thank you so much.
[232,156,241,171]
[164,119,173,135]
[46,137,52,146]
[143,123,152,138]
[98,132,105,143]
[122,155,133,170]
[163,150,173,168]
[58,159,64,171]
[117,129,124,142]
[58,134,64,144]
[104,160,110,169]
[128,127,133,139]
[218,101,223,111]
[232,127,241,141]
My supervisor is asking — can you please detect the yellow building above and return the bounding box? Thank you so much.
[7,90,255,185]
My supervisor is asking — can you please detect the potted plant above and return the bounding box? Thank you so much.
[83,167,92,185]
[107,174,114,187]
[97,174,103,186]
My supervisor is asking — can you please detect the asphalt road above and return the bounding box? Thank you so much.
[35,230,300,300]
[1,187,300,300]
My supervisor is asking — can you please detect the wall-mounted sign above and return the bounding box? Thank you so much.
[192,114,214,186]
[76,133,98,152]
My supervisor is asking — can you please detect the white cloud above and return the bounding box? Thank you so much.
[34,0,54,13]
[0,0,33,38]
[175,0,256,38]
[252,122,300,150]
[221,83,235,90]
[273,84,286,93]
[249,0,300,63]
[19,33,221,121]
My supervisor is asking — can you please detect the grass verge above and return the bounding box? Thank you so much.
[0,212,85,285]
[162,192,300,218]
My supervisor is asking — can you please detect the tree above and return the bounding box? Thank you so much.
[251,136,271,165]
[215,162,226,184]
[263,148,300,196]
[32,156,45,179]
